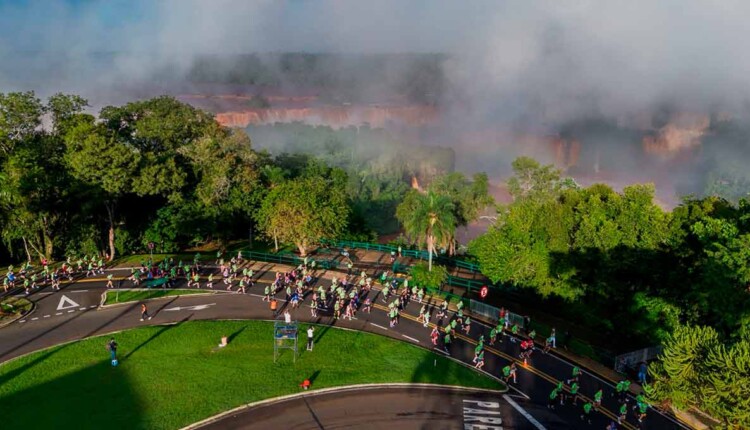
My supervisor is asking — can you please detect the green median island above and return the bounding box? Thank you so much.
[104,288,211,305]
[0,320,504,430]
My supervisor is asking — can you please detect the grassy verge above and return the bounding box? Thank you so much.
[0,296,32,323]
[103,289,212,305]
[0,320,503,430]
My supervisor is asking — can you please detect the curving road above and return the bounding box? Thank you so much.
[0,262,688,430]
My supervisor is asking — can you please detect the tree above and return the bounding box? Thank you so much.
[648,325,750,428]
[254,175,349,256]
[0,91,44,156]
[396,190,455,271]
[506,156,565,200]
[64,96,218,259]
[428,172,494,253]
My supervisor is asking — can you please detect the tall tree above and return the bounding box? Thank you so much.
[64,96,217,259]
[255,175,349,256]
[396,190,455,271]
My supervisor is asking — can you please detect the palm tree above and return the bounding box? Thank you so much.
[396,190,456,271]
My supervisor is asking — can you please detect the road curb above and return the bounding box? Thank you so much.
[98,290,230,310]
[0,299,36,329]
[180,383,507,430]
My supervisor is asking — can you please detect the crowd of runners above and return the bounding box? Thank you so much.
[3,255,107,295]
[2,248,654,429]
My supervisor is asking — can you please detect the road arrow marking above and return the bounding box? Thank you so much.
[164,303,217,312]
[56,295,80,311]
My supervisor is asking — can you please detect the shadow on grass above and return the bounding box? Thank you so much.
[123,315,191,361]
[0,359,146,430]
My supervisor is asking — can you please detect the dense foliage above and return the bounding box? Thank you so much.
[470,157,750,345]
[647,325,750,428]
[0,91,460,262]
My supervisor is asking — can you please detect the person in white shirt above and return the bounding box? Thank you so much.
[307,326,315,351]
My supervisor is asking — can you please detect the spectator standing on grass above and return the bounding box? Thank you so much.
[270,298,278,317]
[284,309,292,323]
[307,326,315,351]
[107,337,118,361]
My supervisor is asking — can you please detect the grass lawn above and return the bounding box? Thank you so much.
[0,320,504,430]
[104,289,214,305]
[0,296,32,323]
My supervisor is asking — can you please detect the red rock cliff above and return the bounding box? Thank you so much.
[215,105,438,128]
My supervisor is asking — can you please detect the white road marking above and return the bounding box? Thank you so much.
[43,315,50,318]
[56,295,80,311]
[164,303,217,312]
[55,312,62,315]
[506,383,530,400]
[432,347,449,355]
[79,307,86,311]
[502,394,547,429]
[67,290,89,293]
[402,334,420,343]
[369,322,388,330]
[89,305,97,308]
[18,320,26,323]
[67,310,75,313]
[31,317,38,321]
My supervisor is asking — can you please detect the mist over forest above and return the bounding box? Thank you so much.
[2,1,750,203]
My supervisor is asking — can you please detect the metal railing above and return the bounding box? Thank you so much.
[320,239,481,273]
[614,345,663,373]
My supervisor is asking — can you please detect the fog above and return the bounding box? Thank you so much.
[2,0,750,202]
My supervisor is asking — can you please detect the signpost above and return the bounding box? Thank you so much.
[274,320,298,363]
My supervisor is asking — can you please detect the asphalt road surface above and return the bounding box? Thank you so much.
[0,264,688,430]
[199,386,552,430]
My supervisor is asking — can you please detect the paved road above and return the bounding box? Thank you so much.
[199,386,546,430]
[0,265,687,430]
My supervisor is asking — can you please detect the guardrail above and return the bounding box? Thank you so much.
[614,345,663,373]
[320,239,481,273]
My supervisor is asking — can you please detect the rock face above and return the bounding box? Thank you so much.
[214,105,438,128]
[642,113,710,157]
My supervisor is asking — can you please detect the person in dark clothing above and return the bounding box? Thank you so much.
[107,338,118,361]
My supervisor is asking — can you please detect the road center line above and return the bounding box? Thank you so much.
[502,394,547,430]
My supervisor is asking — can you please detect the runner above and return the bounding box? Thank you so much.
[430,326,439,346]
[489,327,497,345]
[569,382,581,406]
[463,316,471,334]
[581,401,593,424]
[140,303,152,321]
[594,389,604,411]
[443,331,451,355]
[502,363,517,384]
[237,278,246,294]
[547,388,560,409]
[106,273,114,289]
[310,293,318,317]
[567,366,581,385]
[363,297,372,313]
[422,308,430,328]
[206,273,214,289]
[474,350,485,370]
[637,401,648,423]
[618,402,627,424]
[263,285,271,302]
